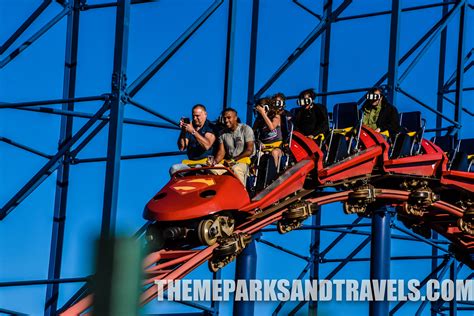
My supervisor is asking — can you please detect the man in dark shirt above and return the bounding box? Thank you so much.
[169,104,216,175]
[293,88,329,139]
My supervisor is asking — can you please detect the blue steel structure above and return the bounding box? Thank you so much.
[0,0,473,315]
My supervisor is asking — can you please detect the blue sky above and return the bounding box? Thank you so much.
[0,0,473,315]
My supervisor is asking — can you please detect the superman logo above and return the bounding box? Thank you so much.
[170,178,216,195]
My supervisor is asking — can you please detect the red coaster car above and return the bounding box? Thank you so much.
[143,131,318,250]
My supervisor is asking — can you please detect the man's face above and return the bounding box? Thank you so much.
[192,108,207,127]
[223,111,238,129]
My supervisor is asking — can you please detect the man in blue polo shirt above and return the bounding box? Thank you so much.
[169,104,217,175]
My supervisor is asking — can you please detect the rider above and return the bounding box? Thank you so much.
[170,104,217,175]
[209,108,255,186]
[361,87,401,137]
[293,88,329,142]
[253,97,283,167]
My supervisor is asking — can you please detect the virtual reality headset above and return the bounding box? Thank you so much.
[297,97,313,106]
[366,93,381,101]
[274,99,284,108]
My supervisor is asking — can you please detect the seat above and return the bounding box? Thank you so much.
[431,135,455,152]
[432,134,456,164]
[333,102,359,130]
[325,102,358,165]
[391,111,425,158]
[451,138,474,172]
[399,111,426,155]
[458,138,474,155]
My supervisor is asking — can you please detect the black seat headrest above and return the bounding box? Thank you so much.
[431,135,455,152]
[399,111,422,132]
[333,102,359,129]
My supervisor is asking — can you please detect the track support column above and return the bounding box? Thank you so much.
[246,0,259,125]
[233,239,257,316]
[101,0,130,238]
[45,1,80,314]
[308,211,321,316]
[369,206,393,316]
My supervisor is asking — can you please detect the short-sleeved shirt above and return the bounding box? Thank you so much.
[185,120,216,160]
[218,123,255,159]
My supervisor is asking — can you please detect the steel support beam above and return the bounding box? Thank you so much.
[436,1,449,136]
[0,0,52,55]
[390,257,452,315]
[223,0,236,110]
[126,0,222,97]
[443,49,473,89]
[0,95,108,109]
[100,0,130,238]
[0,6,70,69]
[293,0,322,21]
[0,137,51,158]
[370,206,392,316]
[0,277,88,287]
[453,1,467,138]
[398,87,459,126]
[334,1,457,22]
[211,269,221,315]
[81,0,156,10]
[0,103,109,220]
[398,2,462,85]
[317,0,332,106]
[17,106,178,130]
[308,211,321,316]
[356,3,461,105]
[288,237,371,315]
[233,239,257,316]
[74,151,184,164]
[253,0,352,100]
[449,262,458,316]
[246,0,259,125]
[387,0,401,103]
[44,0,81,314]
[433,2,448,314]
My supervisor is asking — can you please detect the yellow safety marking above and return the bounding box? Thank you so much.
[182,158,208,165]
[262,141,283,151]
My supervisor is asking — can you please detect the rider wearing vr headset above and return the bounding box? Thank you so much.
[253,97,283,166]
[293,88,329,139]
[361,87,400,137]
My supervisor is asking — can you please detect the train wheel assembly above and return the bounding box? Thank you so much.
[402,187,438,217]
[277,201,316,234]
[458,207,474,235]
[208,233,251,272]
[198,216,235,246]
[343,185,377,215]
